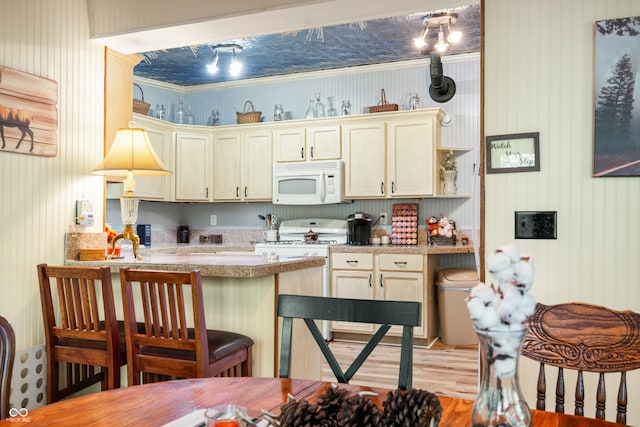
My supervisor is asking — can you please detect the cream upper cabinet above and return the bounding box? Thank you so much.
[132,115,174,200]
[342,121,387,198]
[343,110,443,199]
[213,128,273,201]
[274,124,340,162]
[174,131,211,201]
[388,118,437,197]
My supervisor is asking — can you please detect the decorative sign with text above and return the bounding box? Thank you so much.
[485,132,540,174]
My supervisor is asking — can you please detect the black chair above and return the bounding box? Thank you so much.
[277,294,420,390]
[0,315,15,420]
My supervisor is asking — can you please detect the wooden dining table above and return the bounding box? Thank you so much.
[0,377,624,426]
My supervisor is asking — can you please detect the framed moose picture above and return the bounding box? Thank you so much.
[0,65,58,157]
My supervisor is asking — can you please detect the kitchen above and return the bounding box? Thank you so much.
[1,1,639,424]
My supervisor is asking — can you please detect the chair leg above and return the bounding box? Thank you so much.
[242,348,252,377]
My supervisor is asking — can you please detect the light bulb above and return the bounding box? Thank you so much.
[447,18,462,43]
[413,27,429,49]
[206,51,219,74]
[435,27,449,53]
[229,49,242,76]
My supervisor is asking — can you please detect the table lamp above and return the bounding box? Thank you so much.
[93,121,171,260]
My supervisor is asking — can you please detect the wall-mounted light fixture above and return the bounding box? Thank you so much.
[207,43,243,76]
[414,12,462,53]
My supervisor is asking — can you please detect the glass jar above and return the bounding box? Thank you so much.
[341,100,351,116]
[409,93,420,110]
[274,104,284,121]
[471,326,532,427]
[156,104,165,120]
[207,109,220,126]
[185,104,195,125]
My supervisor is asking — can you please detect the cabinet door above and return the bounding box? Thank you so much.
[135,121,173,200]
[342,122,387,198]
[331,269,375,333]
[242,130,272,200]
[378,271,424,337]
[306,125,341,161]
[388,119,435,197]
[175,132,210,201]
[274,127,305,162]
[212,133,241,200]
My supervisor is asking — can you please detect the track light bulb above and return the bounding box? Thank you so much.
[435,27,449,53]
[229,49,243,76]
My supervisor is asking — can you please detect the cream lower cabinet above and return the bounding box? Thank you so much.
[175,131,211,201]
[343,110,443,199]
[330,252,436,341]
[212,128,272,201]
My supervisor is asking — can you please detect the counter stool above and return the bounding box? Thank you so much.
[119,268,254,385]
[37,264,124,403]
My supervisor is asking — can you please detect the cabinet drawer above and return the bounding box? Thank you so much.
[331,253,374,270]
[377,253,423,272]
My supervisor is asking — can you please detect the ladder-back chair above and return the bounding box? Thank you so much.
[119,268,254,385]
[37,264,124,403]
[277,294,421,390]
[521,302,640,424]
[0,315,15,419]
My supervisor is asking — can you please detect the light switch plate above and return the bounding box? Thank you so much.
[75,200,94,227]
[515,211,557,239]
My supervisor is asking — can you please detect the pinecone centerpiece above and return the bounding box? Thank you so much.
[261,384,441,427]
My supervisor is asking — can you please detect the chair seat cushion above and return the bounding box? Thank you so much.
[140,329,254,363]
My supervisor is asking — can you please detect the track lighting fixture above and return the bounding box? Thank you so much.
[206,43,243,76]
[414,12,462,54]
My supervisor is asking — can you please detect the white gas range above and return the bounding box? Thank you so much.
[254,218,347,340]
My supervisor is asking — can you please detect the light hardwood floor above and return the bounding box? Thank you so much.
[322,339,479,400]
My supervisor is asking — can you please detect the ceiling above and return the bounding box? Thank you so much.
[133,4,480,86]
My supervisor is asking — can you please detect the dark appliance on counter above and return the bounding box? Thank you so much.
[177,225,190,244]
[137,224,151,246]
[347,212,372,245]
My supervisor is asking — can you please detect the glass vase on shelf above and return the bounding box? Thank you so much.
[175,98,185,124]
[327,96,337,117]
[305,99,316,119]
[314,93,325,118]
[471,326,532,427]
[185,104,195,125]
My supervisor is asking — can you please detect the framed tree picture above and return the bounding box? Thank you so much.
[593,16,640,177]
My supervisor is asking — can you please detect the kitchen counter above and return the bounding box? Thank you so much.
[66,252,325,278]
[329,244,473,254]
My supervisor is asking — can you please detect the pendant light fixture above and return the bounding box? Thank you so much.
[207,43,243,77]
[414,12,462,54]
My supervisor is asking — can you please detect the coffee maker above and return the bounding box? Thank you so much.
[347,212,372,245]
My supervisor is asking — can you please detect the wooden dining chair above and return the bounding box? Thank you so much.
[119,268,254,385]
[37,264,124,403]
[0,315,15,420]
[277,294,421,390]
[521,302,640,425]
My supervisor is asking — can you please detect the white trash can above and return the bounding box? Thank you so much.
[436,268,479,346]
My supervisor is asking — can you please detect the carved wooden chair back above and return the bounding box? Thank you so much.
[0,315,15,419]
[277,294,420,390]
[120,268,253,385]
[521,302,640,425]
[37,264,123,403]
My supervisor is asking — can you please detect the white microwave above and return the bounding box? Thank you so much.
[272,160,344,205]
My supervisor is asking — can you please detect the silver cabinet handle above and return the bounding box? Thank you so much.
[310,146,314,158]
[244,186,248,198]
[301,147,304,159]
[368,274,372,287]
[394,261,407,265]
[380,182,384,194]
[346,260,359,264]
[379,274,383,287]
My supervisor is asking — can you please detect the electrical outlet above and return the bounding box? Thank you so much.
[379,212,388,225]
[515,211,557,239]
[210,214,217,226]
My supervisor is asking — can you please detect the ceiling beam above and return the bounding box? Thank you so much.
[88,0,475,54]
